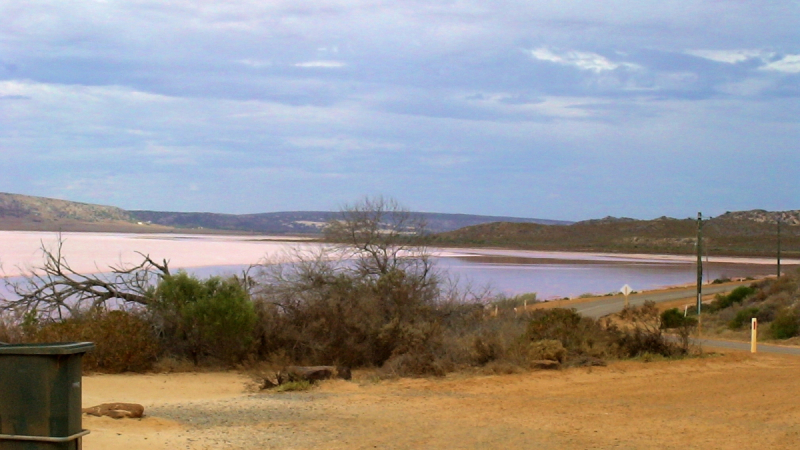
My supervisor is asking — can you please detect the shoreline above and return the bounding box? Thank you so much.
[1,231,791,299]
[432,246,800,266]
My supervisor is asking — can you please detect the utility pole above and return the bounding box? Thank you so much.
[696,212,703,327]
[778,216,782,278]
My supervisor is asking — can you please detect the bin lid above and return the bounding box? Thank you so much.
[0,342,95,355]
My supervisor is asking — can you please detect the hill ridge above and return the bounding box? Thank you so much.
[0,192,565,234]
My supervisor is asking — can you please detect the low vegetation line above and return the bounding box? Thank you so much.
[0,197,707,378]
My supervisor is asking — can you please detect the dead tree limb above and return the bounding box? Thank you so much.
[1,235,170,318]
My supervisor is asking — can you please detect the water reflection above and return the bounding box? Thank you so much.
[435,255,788,300]
[187,255,787,300]
[2,253,788,303]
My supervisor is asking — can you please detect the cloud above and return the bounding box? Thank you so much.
[294,61,346,68]
[1,1,798,219]
[529,47,639,73]
[685,49,800,74]
[237,59,273,68]
[685,49,768,64]
[761,54,800,74]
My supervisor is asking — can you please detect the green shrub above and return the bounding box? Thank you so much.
[710,286,755,312]
[770,310,800,339]
[729,307,760,330]
[152,272,257,365]
[660,308,697,329]
[728,286,756,304]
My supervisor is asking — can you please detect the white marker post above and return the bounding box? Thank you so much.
[620,284,633,308]
[751,318,758,353]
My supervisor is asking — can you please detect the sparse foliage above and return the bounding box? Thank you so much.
[324,196,432,279]
[254,198,443,369]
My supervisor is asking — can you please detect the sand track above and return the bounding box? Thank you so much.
[82,353,800,449]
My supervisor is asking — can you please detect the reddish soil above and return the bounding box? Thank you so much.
[82,352,800,449]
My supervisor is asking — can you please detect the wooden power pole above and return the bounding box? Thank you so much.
[778,217,782,278]
[696,212,703,324]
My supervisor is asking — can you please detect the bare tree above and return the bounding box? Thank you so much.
[1,235,170,319]
[323,196,433,281]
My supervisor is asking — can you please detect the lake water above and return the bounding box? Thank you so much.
[434,254,785,299]
[187,250,789,300]
[0,232,792,301]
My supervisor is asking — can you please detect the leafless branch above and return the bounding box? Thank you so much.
[1,235,170,319]
[323,196,432,281]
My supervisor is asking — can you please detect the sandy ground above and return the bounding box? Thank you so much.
[80,352,800,449]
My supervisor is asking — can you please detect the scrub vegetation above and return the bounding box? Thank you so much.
[684,270,800,340]
[431,211,800,258]
[1,198,693,375]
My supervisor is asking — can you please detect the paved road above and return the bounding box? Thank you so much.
[571,283,749,319]
[562,282,800,356]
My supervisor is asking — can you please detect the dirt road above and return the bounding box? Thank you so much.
[82,352,800,449]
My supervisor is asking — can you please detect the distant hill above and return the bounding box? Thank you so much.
[0,192,564,235]
[3,192,796,257]
[129,210,569,234]
[432,211,800,258]
[0,192,177,233]
[0,192,130,222]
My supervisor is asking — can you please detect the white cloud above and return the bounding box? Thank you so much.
[686,49,800,74]
[761,54,800,74]
[529,47,638,73]
[685,49,768,64]
[294,60,346,68]
[237,59,273,68]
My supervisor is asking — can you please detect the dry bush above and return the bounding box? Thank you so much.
[29,309,160,373]
[522,308,615,362]
[611,301,689,357]
[613,326,685,358]
[618,300,660,324]
[433,300,529,369]
[254,255,444,371]
[251,197,452,376]
[0,311,25,344]
[526,339,567,363]
[379,349,448,378]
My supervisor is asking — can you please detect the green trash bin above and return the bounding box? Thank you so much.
[0,342,95,450]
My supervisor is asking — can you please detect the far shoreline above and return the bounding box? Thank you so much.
[1,230,793,299]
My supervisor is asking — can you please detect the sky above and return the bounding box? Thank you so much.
[1,1,798,222]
